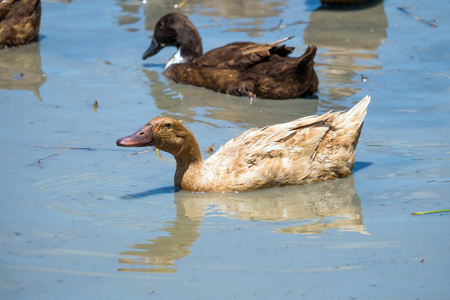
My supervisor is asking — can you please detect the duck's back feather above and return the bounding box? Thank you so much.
[196,37,295,70]
[204,96,371,190]
[205,114,331,190]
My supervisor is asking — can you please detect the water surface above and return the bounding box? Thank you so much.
[1,0,449,299]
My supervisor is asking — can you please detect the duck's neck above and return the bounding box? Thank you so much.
[172,134,208,191]
[165,27,203,70]
[177,29,203,62]
[165,42,203,70]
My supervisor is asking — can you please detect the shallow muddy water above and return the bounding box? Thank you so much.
[1,0,449,299]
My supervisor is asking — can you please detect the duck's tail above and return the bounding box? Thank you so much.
[297,45,317,71]
[313,96,371,177]
[294,45,319,96]
[335,95,371,132]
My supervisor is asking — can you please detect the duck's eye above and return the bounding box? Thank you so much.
[164,123,172,129]
[157,22,163,27]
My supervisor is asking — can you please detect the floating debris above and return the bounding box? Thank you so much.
[411,209,450,215]
[124,148,154,157]
[19,152,62,171]
[269,20,307,32]
[155,148,162,159]
[92,99,99,112]
[174,0,188,8]
[398,7,437,28]
[276,19,286,30]
[205,143,215,154]
[33,145,95,150]
[361,74,369,82]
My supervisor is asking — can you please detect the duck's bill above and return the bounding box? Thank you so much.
[116,124,154,147]
[142,39,163,60]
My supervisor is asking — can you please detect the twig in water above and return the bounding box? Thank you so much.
[269,19,307,31]
[33,146,96,150]
[398,7,437,28]
[411,209,450,215]
[276,19,286,29]
[124,148,154,157]
[19,152,62,171]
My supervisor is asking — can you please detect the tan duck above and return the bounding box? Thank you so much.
[0,0,41,48]
[117,96,370,192]
[142,12,319,99]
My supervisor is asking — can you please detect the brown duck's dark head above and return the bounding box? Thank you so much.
[142,12,203,61]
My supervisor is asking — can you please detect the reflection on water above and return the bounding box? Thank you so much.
[304,1,387,107]
[190,1,290,38]
[140,0,287,37]
[0,43,46,101]
[118,176,367,273]
[118,201,201,274]
[115,0,141,30]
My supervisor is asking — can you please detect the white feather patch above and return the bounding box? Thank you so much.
[165,49,186,70]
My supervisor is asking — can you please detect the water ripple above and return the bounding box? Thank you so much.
[33,172,174,228]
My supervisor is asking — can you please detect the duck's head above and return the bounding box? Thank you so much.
[142,12,203,61]
[116,117,195,156]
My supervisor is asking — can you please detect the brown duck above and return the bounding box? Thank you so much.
[117,96,370,192]
[0,0,41,48]
[142,12,319,99]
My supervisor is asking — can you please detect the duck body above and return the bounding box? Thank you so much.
[0,0,41,48]
[117,96,370,192]
[142,12,319,99]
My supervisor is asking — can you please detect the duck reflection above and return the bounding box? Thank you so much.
[118,203,201,274]
[115,0,141,29]
[0,43,46,101]
[304,1,387,108]
[141,0,286,36]
[142,69,318,128]
[118,176,367,273]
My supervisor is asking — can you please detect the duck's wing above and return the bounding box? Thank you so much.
[204,113,333,190]
[195,37,295,70]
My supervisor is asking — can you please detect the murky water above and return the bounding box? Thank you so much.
[1,0,449,299]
